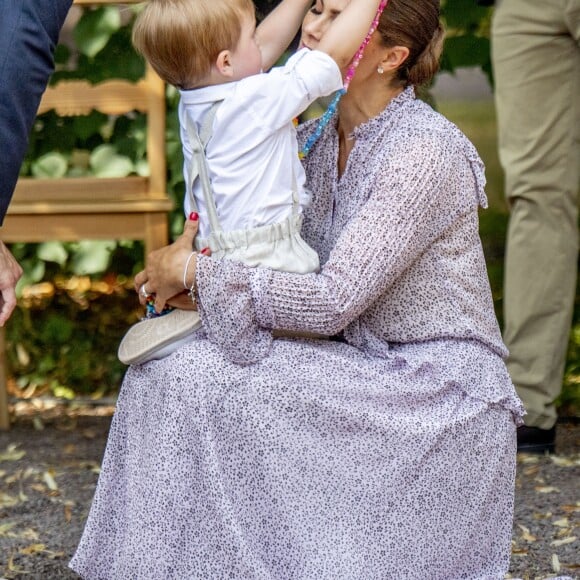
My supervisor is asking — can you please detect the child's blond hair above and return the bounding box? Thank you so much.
[133,0,255,89]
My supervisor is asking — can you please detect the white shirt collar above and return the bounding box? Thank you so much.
[179,81,239,105]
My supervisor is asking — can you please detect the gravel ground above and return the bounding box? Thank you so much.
[0,406,578,580]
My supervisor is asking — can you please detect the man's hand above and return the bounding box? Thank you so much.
[0,241,23,326]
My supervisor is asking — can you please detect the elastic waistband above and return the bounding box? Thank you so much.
[196,213,304,253]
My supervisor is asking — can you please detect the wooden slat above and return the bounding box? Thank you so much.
[38,79,151,116]
[7,200,173,215]
[1,213,171,244]
[13,177,150,200]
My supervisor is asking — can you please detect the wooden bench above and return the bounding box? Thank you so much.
[0,0,172,429]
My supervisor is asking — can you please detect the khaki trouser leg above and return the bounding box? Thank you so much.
[492,0,580,429]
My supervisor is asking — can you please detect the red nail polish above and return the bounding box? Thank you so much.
[200,247,210,255]
[189,212,199,221]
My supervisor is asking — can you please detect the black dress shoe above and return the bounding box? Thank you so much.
[517,425,556,454]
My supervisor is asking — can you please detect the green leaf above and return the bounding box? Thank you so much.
[52,385,76,400]
[31,152,68,179]
[443,35,491,70]
[15,260,46,297]
[41,315,74,344]
[76,27,144,83]
[70,240,116,275]
[53,44,71,66]
[90,145,134,177]
[37,242,68,266]
[135,159,150,177]
[442,0,489,31]
[73,112,108,141]
[74,7,121,59]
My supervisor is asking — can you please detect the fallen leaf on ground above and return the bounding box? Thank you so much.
[19,543,47,555]
[43,470,58,491]
[22,467,36,479]
[555,528,575,538]
[64,503,73,523]
[550,455,580,467]
[535,486,560,493]
[551,536,577,547]
[517,454,539,464]
[0,444,26,462]
[7,552,30,574]
[0,492,20,508]
[523,464,540,476]
[562,504,580,513]
[517,524,537,543]
[19,528,40,540]
[30,483,47,493]
[0,521,18,536]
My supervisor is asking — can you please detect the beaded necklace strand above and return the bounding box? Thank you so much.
[299,0,390,160]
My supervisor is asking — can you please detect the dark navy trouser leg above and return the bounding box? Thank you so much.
[0,0,72,223]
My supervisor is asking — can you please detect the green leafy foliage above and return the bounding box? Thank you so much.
[73,6,121,59]
[6,276,138,397]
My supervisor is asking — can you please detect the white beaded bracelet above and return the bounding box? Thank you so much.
[182,251,196,290]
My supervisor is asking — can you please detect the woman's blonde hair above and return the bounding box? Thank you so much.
[133,0,254,89]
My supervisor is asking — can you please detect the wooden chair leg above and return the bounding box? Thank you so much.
[0,326,10,430]
[144,213,170,256]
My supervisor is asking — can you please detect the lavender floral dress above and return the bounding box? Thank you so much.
[71,88,524,579]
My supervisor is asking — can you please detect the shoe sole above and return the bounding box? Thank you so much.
[118,309,202,365]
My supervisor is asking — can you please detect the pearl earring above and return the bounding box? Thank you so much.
[377,66,384,74]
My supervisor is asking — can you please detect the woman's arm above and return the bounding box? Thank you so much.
[196,130,474,346]
[315,0,382,70]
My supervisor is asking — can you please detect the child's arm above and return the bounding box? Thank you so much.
[256,0,312,71]
[317,0,383,70]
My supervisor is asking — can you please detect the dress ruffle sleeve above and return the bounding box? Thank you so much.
[196,256,273,365]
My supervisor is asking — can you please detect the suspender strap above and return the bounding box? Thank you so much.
[185,99,302,232]
[185,101,223,233]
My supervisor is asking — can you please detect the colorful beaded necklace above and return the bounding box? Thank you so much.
[299,0,390,159]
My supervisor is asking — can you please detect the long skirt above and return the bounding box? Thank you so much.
[70,334,523,579]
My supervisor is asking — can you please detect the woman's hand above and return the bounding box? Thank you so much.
[166,290,198,311]
[134,214,201,313]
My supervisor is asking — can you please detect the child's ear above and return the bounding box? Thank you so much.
[215,50,234,78]
[380,46,410,74]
